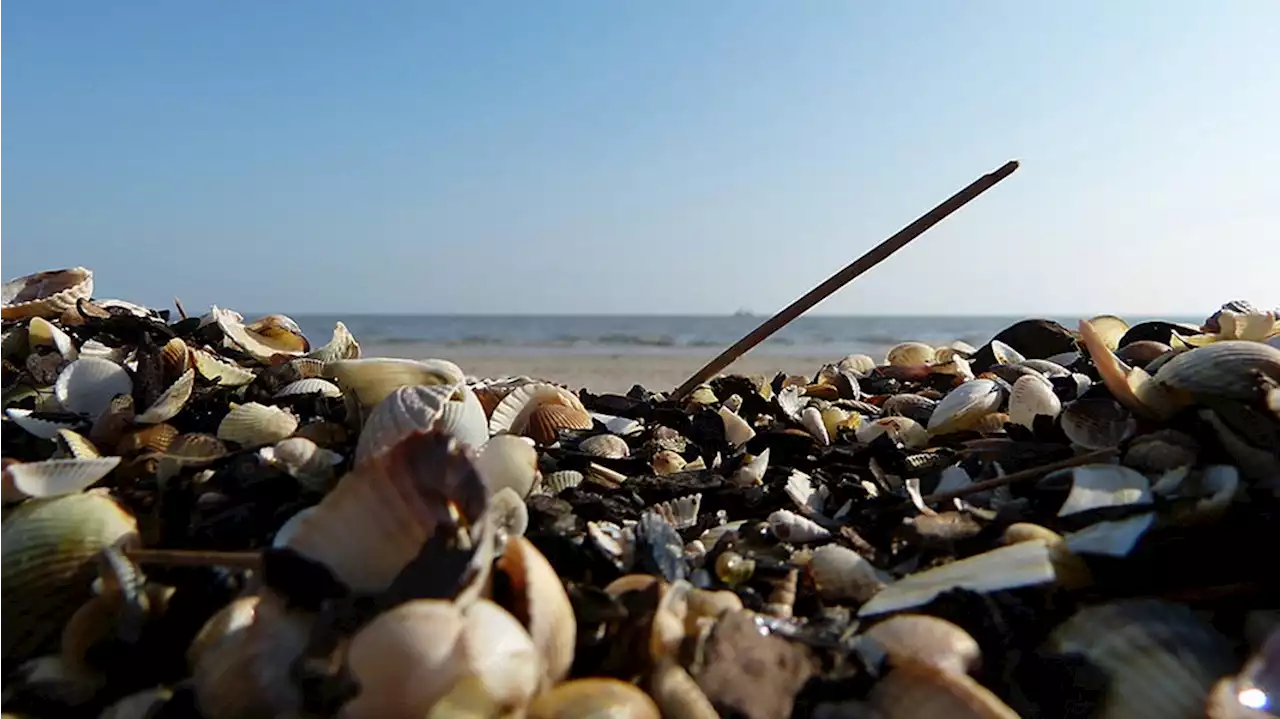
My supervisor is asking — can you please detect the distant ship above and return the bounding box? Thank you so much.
[732,308,758,318]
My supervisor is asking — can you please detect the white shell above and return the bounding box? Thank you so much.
[800,406,830,445]
[5,408,80,440]
[356,384,489,465]
[784,469,827,514]
[1062,513,1156,557]
[212,306,307,363]
[5,457,122,498]
[324,357,466,412]
[305,321,360,363]
[216,403,299,446]
[541,470,585,495]
[776,385,805,422]
[858,541,1056,617]
[718,406,755,448]
[731,448,770,485]
[488,382,590,437]
[77,339,127,363]
[927,379,1003,435]
[578,434,630,459]
[274,378,343,399]
[1052,464,1153,517]
[989,340,1026,365]
[838,354,878,375]
[590,413,643,437]
[1017,359,1071,378]
[272,506,319,548]
[54,357,134,420]
[767,509,830,543]
[809,544,886,603]
[192,350,256,387]
[855,416,928,449]
[1007,374,1062,429]
[27,317,78,360]
[490,486,529,537]
[886,342,934,367]
[259,437,342,491]
[135,369,195,424]
[652,494,701,530]
[475,434,540,498]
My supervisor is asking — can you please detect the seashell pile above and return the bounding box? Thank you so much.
[3,267,1279,719]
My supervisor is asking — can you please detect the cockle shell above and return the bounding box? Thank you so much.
[54,358,133,420]
[718,406,756,448]
[356,383,489,465]
[886,342,935,367]
[5,408,81,440]
[1153,340,1280,401]
[27,317,78,360]
[541,470,585,494]
[1007,373,1062,429]
[927,379,1003,436]
[839,354,878,375]
[156,433,227,484]
[258,436,343,491]
[856,416,928,449]
[305,321,361,363]
[527,678,661,719]
[652,493,702,530]
[55,429,102,458]
[133,369,195,424]
[808,544,886,603]
[578,433,631,459]
[116,423,178,456]
[192,349,256,387]
[324,357,466,413]
[475,434,540,498]
[768,509,830,543]
[496,535,578,687]
[212,307,309,363]
[1,267,94,320]
[5,457,122,499]
[160,338,192,379]
[273,378,343,399]
[863,614,982,676]
[1060,398,1136,449]
[489,383,594,445]
[216,402,298,447]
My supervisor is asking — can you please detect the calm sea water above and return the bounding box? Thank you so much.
[288,314,1204,359]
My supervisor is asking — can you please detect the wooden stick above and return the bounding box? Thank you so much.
[173,296,189,321]
[126,547,262,570]
[671,160,1021,399]
[921,447,1120,504]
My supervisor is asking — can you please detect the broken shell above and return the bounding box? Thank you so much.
[496,535,577,686]
[1007,373,1062,429]
[192,349,256,387]
[1050,464,1152,517]
[356,383,489,465]
[652,493,702,530]
[730,448,769,485]
[768,509,831,543]
[808,544,885,603]
[1087,314,1130,351]
[1001,523,1093,589]
[1078,318,1175,417]
[856,416,928,449]
[54,357,134,420]
[927,379,1003,435]
[489,383,594,445]
[800,406,830,445]
[527,678,661,719]
[160,337,192,379]
[476,434,540,498]
[1,267,94,320]
[5,407,80,440]
[971,412,1010,434]
[490,486,530,537]
[212,307,308,363]
[1060,398,1136,449]
[258,436,342,491]
[134,368,195,424]
[216,402,298,447]
[324,357,466,412]
[886,342,935,367]
[5,457,122,499]
[1153,340,1280,401]
[1123,430,1199,473]
[305,321,361,363]
[27,317,78,360]
[867,660,1020,718]
[542,470,585,494]
[273,377,343,399]
[652,450,687,475]
[578,433,630,459]
[718,406,756,448]
[863,614,982,676]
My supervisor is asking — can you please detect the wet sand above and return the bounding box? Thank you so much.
[362,344,835,394]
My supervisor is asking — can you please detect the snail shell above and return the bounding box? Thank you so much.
[767,509,831,543]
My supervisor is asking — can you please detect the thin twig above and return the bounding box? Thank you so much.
[126,547,262,570]
[921,447,1120,504]
[671,159,1021,399]
[173,296,189,321]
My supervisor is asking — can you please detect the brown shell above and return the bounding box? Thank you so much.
[863,614,982,676]
[527,678,661,719]
[474,386,503,419]
[1123,429,1199,473]
[90,393,136,449]
[524,403,594,445]
[867,660,1020,718]
[161,338,193,379]
[117,423,179,456]
[971,412,1010,434]
[293,421,349,448]
[1116,340,1171,367]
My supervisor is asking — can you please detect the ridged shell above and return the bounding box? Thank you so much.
[1,267,94,320]
[212,307,308,363]
[304,321,361,363]
[160,337,192,379]
[356,383,490,465]
[2,491,139,662]
[475,434,540,498]
[496,535,577,686]
[1153,340,1280,401]
[768,509,830,543]
[808,544,885,603]
[5,457,122,498]
[864,614,982,676]
[273,378,342,399]
[886,342,935,367]
[839,354,878,375]
[192,350,256,387]
[1007,374,1062,429]
[1016,358,1071,377]
[489,383,593,444]
[652,494,702,530]
[134,368,195,424]
[578,433,630,459]
[525,403,595,446]
[324,357,466,413]
[718,406,756,448]
[490,487,529,537]
[867,660,1020,718]
[542,470,585,494]
[927,379,1003,435]
[882,393,937,425]
[116,423,179,456]
[5,407,80,440]
[54,357,133,420]
[527,678,661,719]
[216,402,298,447]
[55,429,101,458]
[855,416,928,449]
[1060,398,1136,449]
[258,436,342,492]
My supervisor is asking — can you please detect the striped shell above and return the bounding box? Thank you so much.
[1153,340,1280,401]
[881,393,937,425]
[489,383,593,445]
[541,470,585,495]
[355,383,489,465]
[216,402,298,447]
[116,423,179,455]
[767,509,830,543]
[273,378,343,399]
[1,267,94,320]
[578,434,630,459]
[134,368,195,424]
[160,338,193,379]
[927,379,1003,435]
[5,457,122,499]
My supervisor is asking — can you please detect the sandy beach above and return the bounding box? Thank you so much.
[362,344,835,394]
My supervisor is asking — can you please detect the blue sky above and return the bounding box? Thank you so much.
[3,1,1277,316]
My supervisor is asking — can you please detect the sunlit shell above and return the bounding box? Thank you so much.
[5,457,122,499]
[527,678,661,719]
[866,660,1020,718]
[1001,523,1093,589]
[489,486,529,538]
[213,307,309,363]
[864,614,982,676]
[2,491,139,662]
[767,509,830,543]
[927,379,1003,436]
[258,436,343,492]
[116,423,179,456]
[192,349,256,387]
[488,383,593,445]
[27,317,78,360]
[686,384,719,406]
[881,393,938,425]
[729,448,769,485]
[496,535,577,686]
[305,321,361,363]
[1015,358,1071,377]
[1153,340,1280,401]
[856,416,929,449]
[839,354,878,375]
[356,383,490,465]
[1212,308,1279,341]
[5,407,80,440]
[1123,430,1199,473]
[1060,398,1136,449]
[886,342,935,367]
[54,357,133,420]
[190,595,298,719]
[1049,464,1152,517]
[542,470,585,495]
[273,377,343,399]
[1087,314,1130,351]
[718,406,756,448]
[808,544,885,603]
[648,659,719,719]
[651,493,701,530]
[55,429,101,459]
[134,368,195,424]
[785,470,827,514]
[800,406,830,445]
[1007,373,1062,429]
[859,541,1056,617]
[652,450,687,475]
[160,337,193,379]
[1,267,94,320]
[475,434,540,498]
[324,357,466,412]
[578,433,631,459]
[216,402,298,447]
[989,339,1026,365]
[1078,318,1176,417]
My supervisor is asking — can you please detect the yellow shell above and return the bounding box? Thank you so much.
[496,536,577,687]
[1,267,94,320]
[117,423,180,456]
[864,614,982,676]
[527,678,661,719]
[526,403,594,445]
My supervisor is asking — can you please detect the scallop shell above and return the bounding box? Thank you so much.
[54,357,133,420]
[258,436,342,491]
[864,614,982,676]
[27,317,78,360]
[578,433,631,459]
[273,377,343,399]
[527,403,596,445]
[5,408,81,440]
[527,678,661,719]
[1007,373,1062,429]
[768,509,830,543]
[2,491,139,662]
[541,470,585,494]
[216,402,298,447]
[324,357,466,412]
[886,342,935,367]
[475,434,540,498]
[927,379,1003,435]
[1,267,94,320]
[808,544,886,603]
[192,349,256,387]
[718,406,756,448]
[652,493,702,530]
[1152,340,1280,401]
[55,429,101,459]
[304,321,360,363]
[856,416,928,449]
[134,368,195,424]
[1060,398,1136,449]
[116,423,179,455]
[212,307,308,363]
[839,354,878,375]
[867,660,1020,718]
[496,535,577,686]
[355,383,489,465]
[5,457,122,499]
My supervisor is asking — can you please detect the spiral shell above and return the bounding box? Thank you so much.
[768,509,831,543]
[1,267,94,320]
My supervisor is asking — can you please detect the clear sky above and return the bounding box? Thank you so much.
[3,1,1277,316]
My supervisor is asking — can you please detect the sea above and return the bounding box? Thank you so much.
[286,314,1205,360]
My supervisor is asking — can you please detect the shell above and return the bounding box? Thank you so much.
[527,678,661,719]
[55,429,102,458]
[1,267,94,320]
[1016,358,1072,377]
[808,544,886,603]
[989,339,1026,365]
[5,407,80,440]
[1087,314,1130,351]
[799,406,830,445]
[578,433,630,459]
[54,357,134,420]
[542,470,585,494]
[1007,373,1062,429]
[1123,430,1199,473]
[785,470,827,514]
[1060,398,1136,449]
[652,450,687,475]
[882,393,937,425]
[216,402,299,447]
[489,383,593,444]
[27,317,78,360]
[864,614,982,676]
[490,487,530,538]
[192,349,256,387]
[99,688,172,719]
[5,457,122,499]
[927,379,1003,435]
[648,659,719,719]
[273,377,343,399]
[496,535,578,686]
[157,433,227,484]
[718,406,756,447]
[1001,523,1094,589]
[90,393,136,449]
[839,354,878,375]
[305,321,361,363]
[258,436,342,491]
[856,416,929,449]
[730,448,769,485]
[134,368,195,424]
[356,383,490,465]
[160,337,192,378]
[886,342,935,367]
[1116,340,1172,367]
[324,357,466,412]
[866,660,1020,718]
[652,494,702,530]
[212,307,308,363]
[1153,340,1280,401]
[1050,464,1152,517]
[116,423,179,456]
[2,491,139,662]
[476,434,540,498]
[768,509,830,542]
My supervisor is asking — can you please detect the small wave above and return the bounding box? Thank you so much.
[595,333,678,347]
[443,336,507,346]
